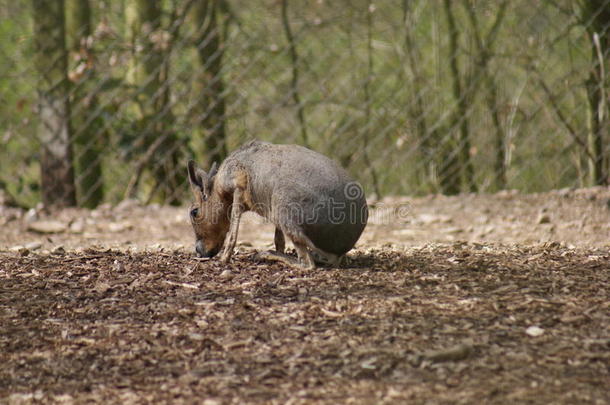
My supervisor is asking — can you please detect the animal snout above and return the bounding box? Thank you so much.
[195,240,219,258]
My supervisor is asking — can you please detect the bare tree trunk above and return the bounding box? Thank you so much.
[32,0,76,207]
[442,0,474,194]
[402,0,439,192]
[125,0,162,197]
[364,1,381,198]
[586,79,606,185]
[150,1,188,205]
[281,0,309,147]
[66,0,104,207]
[328,5,356,170]
[126,0,163,115]
[125,0,183,204]
[463,0,509,190]
[487,77,507,190]
[189,0,228,167]
[582,0,609,186]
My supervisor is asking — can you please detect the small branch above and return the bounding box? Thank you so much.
[533,69,594,161]
[592,33,606,123]
[123,133,170,200]
[281,0,309,147]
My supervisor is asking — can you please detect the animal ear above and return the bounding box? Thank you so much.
[204,161,218,199]
[188,160,201,187]
[188,160,207,200]
[208,161,218,178]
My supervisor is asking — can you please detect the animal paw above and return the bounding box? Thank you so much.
[219,249,232,263]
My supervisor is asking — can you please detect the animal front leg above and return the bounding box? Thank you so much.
[220,188,244,263]
[311,250,341,267]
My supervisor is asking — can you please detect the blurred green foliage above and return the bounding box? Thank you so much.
[0,0,607,207]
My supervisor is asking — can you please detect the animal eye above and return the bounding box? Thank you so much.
[190,208,199,218]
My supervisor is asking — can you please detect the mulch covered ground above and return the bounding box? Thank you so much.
[1,244,608,404]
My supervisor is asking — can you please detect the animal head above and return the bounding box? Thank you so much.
[187,160,229,258]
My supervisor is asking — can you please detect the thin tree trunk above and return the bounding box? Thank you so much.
[281,0,309,147]
[153,1,186,205]
[463,0,509,190]
[126,0,163,115]
[583,0,609,185]
[327,6,357,170]
[189,0,228,167]
[586,79,605,185]
[364,1,381,198]
[487,76,507,190]
[442,0,473,194]
[32,0,76,207]
[125,0,162,196]
[125,0,183,204]
[402,0,438,191]
[66,0,104,207]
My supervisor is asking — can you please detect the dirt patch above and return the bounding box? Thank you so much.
[1,187,610,253]
[0,188,609,403]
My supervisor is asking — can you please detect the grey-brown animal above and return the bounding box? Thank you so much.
[187,140,368,268]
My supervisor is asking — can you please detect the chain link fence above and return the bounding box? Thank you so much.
[1,0,609,208]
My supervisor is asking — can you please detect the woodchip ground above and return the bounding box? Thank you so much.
[1,188,609,404]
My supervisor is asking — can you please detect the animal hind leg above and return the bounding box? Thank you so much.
[257,244,315,269]
[282,229,316,269]
[282,227,341,267]
[293,242,315,269]
[274,228,285,253]
[311,250,341,267]
[257,250,300,267]
[258,228,315,269]
[257,248,315,269]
